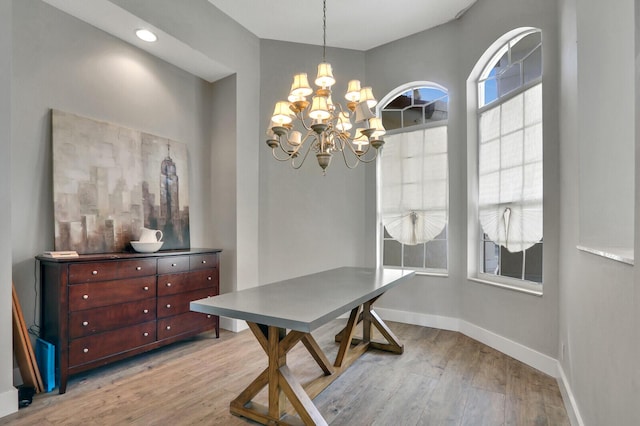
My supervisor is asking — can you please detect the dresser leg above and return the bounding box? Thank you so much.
[58,374,67,394]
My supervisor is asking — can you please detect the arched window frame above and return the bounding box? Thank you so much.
[467,27,544,295]
[376,81,449,275]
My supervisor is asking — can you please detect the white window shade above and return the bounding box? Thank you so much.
[382,127,448,245]
[479,84,542,252]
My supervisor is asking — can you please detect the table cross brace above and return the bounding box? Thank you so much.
[230,296,403,425]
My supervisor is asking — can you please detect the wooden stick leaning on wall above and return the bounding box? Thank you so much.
[12,283,43,393]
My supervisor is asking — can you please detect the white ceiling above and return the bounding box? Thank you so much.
[209,0,477,51]
[41,0,477,82]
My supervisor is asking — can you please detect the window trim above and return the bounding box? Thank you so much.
[466,27,544,295]
[478,28,542,108]
[376,81,449,275]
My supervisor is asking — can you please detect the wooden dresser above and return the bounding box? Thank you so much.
[37,248,222,394]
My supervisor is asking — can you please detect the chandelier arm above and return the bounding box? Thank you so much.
[340,135,380,165]
[275,136,303,158]
[341,133,373,157]
[351,150,380,163]
[328,129,347,152]
[271,148,295,162]
[290,136,316,169]
[296,111,313,131]
[300,129,315,145]
[339,149,363,169]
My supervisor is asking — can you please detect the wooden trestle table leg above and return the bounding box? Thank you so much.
[229,293,403,426]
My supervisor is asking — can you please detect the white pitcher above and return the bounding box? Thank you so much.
[139,227,163,242]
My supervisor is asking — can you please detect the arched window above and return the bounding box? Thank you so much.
[378,83,449,273]
[472,28,543,289]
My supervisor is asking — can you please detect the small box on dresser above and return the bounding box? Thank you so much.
[37,248,222,394]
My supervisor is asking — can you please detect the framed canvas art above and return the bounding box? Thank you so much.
[52,109,190,254]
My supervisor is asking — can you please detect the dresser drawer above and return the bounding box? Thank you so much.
[116,258,157,279]
[69,298,157,339]
[69,321,156,367]
[157,269,219,296]
[157,312,217,340]
[157,287,217,318]
[69,261,119,284]
[190,253,218,270]
[157,256,190,274]
[68,276,156,311]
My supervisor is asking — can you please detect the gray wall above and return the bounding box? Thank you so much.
[8,0,261,398]
[111,0,261,294]
[559,0,638,423]
[365,17,464,321]
[11,0,212,338]
[209,74,237,297]
[365,0,560,357]
[577,0,635,253]
[258,39,369,284]
[0,0,17,417]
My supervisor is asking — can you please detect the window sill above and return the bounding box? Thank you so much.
[383,266,448,278]
[415,271,448,278]
[467,277,543,297]
[576,245,634,266]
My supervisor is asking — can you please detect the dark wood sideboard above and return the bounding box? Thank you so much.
[36,248,222,394]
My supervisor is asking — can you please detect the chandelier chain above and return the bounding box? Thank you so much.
[322,0,327,62]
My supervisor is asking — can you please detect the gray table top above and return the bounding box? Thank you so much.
[190,267,415,333]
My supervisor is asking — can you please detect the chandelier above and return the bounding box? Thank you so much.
[266,0,385,173]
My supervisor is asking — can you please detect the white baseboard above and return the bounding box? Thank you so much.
[0,386,17,419]
[376,307,557,376]
[459,320,558,377]
[556,364,585,426]
[376,307,584,426]
[375,307,461,332]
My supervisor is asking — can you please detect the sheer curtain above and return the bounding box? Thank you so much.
[381,126,448,246]
[478,83,543,252]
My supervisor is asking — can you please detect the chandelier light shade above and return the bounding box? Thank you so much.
[266,0,385,173]
[272,101,294,125]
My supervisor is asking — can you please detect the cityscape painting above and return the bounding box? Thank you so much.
[52,110,190,254]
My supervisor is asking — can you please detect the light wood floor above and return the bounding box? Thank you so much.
[1,320,569,425]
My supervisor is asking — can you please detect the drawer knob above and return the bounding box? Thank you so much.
[143,286,149,291]
[82,321,89,326]
[136,266,142,271]
[83,348,89,353]
[166,326,171,330]
[143,332,149,337]
[207,276,212,281]
[143,309,149,314]
[166,304,171,308]
[171,263,177,267]
[166,282,172,287]
[201,260,207,264]
[91,270,98,275]
[82,294,89,300]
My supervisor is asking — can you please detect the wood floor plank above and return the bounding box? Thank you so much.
[2,320,569,426]
[471,345,507,394]
[370,372,438,426]
[460,387,506,426]
[419,369,473,425]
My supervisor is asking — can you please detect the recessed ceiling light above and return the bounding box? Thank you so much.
[135,29,157,42]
